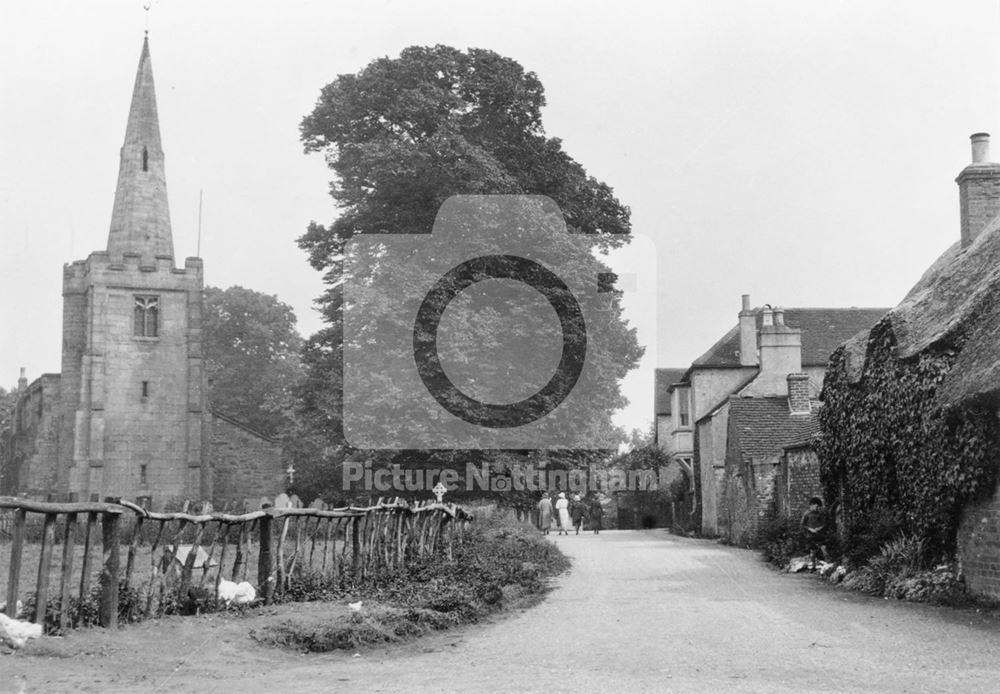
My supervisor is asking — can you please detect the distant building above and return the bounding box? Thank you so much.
[657,297,886,536]
[0,37,284,509]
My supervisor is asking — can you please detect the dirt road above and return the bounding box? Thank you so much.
[6,530,1000,693]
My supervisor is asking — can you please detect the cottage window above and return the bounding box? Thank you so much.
[678,390,691,427]
[134,296,159,337]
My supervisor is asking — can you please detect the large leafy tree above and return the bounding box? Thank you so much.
[203,286,304,438]
[297,45,642,486]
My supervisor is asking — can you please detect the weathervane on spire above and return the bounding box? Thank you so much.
[144,1,151,35]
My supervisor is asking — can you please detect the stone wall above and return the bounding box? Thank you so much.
[209,412,284,509]
[720,457,779,545]
[1,374,61,497]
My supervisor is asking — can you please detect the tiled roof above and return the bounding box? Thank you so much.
[692,308,888,368]
[783,429,822,450]
[727,396,819,462]
[654,368,686,414]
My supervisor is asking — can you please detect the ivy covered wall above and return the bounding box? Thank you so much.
[817,317,1000,558]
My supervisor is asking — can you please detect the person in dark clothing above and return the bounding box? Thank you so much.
[537,495,553,535]
[570,494,589,535]
[801,496,829,567]
[589,497,603,534]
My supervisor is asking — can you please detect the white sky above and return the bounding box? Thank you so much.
[2,1,999,435]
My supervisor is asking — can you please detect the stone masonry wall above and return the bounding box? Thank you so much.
[2,374,61,497]
[721,457,779,545]
[209,413,284,509]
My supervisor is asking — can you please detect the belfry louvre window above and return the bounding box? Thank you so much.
[134,296,159,337]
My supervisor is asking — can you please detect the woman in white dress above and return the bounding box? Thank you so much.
[555,492,571,536]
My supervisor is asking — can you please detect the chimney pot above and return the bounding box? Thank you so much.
[972,133,991,164]
[738,295,757,366]
[762,306,774,327]
[774,308,785,327]
[957,133,1000,248]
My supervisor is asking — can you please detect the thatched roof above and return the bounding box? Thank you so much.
[838,212,1000,405]
[938,302,1000,406]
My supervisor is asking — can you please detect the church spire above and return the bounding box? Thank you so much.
[107,35,174,262]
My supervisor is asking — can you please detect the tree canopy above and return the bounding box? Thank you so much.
[203,285,304,438]
[297,45,643,487]
[299,45,631,266]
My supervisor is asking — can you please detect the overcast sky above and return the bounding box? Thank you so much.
[2,1,999,434]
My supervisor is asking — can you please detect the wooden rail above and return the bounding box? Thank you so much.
[0,496,471,631]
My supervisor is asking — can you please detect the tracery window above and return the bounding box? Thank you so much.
[134,296,159,337]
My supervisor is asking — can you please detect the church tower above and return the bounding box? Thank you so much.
[57,36,209,505]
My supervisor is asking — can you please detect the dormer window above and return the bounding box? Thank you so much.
[142,146,148,172]
[134,295,159,338]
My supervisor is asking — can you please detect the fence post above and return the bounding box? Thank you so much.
[33,513,57,625]
[258,512,273,604]
[59,513,77,630]
[124,514,143,591]
[79,512,97,601]
[99,511,121,628]
[4,509,26,617]
[351,516,361,577]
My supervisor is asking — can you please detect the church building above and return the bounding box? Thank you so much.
[1,37,285,510]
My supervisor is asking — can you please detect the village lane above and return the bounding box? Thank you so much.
[315,530,1000,693]
[8,530,1000,693]
[196,530,1000,693]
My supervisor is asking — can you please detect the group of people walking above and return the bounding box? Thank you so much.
[536,492,603,535]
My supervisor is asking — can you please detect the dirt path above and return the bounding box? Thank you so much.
[5,530,1000,693]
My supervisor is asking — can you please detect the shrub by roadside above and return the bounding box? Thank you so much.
[761,525,971,607]
[759,517,811,568]
[250,515,568,652]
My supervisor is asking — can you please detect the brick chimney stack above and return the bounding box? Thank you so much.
[956,133,1000,248]
[787,373,811,414]
[738,294,757,366]
[17,367,27,393]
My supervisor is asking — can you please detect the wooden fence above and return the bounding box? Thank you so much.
[0,496,469,631]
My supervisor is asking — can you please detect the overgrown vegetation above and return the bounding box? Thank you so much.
[22,580,147,633]
[759,517,812,568]
[818,317,1000,562]
[839,534,967,606]
[251,515,568,652]
[759,519,968,606]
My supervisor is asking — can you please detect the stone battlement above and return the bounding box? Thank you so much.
[63,251,202,289]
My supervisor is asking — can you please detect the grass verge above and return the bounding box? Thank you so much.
[249,515,568,652]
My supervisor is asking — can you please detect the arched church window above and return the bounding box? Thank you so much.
[142,146,148,172]
[134,295,159,338]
